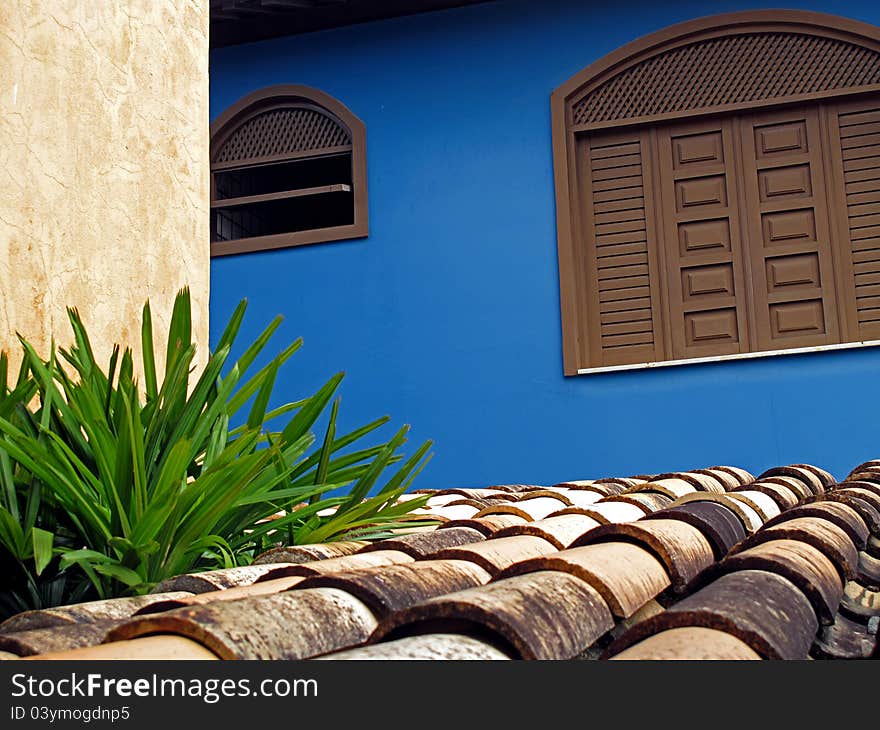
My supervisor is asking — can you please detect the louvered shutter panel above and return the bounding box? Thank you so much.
[581,132,663,367]
[835,100,880,341]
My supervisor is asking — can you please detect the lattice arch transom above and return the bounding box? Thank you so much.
[572,32,880,128]
[213,106,352,164]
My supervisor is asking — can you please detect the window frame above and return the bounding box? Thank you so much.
[551,10,880,374]
[210,84,368,257]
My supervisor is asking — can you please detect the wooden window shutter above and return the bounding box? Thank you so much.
[579,132,665,367]
[831,98,880,341]
[554,12,880,373]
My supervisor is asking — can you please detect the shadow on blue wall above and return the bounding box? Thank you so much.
[210,0,880,486]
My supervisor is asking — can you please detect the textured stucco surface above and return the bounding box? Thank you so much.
[0,1,209,377]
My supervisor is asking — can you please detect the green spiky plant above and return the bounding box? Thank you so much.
[0,289,432,615]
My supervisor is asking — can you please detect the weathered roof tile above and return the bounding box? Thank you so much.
[645,501,746,560]
[357,525,485,558]
[605,570,819,659]
[0,592,193,634]
[497,542,671,618]
[609,626,761,660]
[108,588,378,659]
[707,539,843,625]
[432,535,557,575]
[572,519,715,591]
[295,559,491,618]
[253,540,367,565]
[373,571,613,660]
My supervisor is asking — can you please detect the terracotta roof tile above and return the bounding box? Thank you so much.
[708,465,755,486]
[605,570,819,659]
[825,491,880,533]
[357,525,485,558]
[317,633,511,660]
[373,571,613,660]
[610,626,762,660]
[439,514,529,536]
[492,513,603,549]
[561,500,647,524]
[727,490,783,521]
[552,489,603,508]
[432,535,557,575]
[811,612,876,659]
[731,517,859,581]
[691,468,744,491]
[612,491,673,513]
[251,550,414,579]
[745,481,801,510]
[133,577,306,614]
[108,588,378,659]
[644,501,747,559]
[572,519,715,591]
[497,542,671,618]
[295,560,491,618]
[708,539,843,625]
[152,563,300,594]
[757,465,826,496]
[763,502,869,549]
[669,493,766,533]
[0,592,193,633]
[0,620,121,657]
[252,540,366,565]
[635,478,697,499]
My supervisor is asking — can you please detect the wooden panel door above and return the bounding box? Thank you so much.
[577,130,666,366]
[656,119,752,359]
[738,106,841,351]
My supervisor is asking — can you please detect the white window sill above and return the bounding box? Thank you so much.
[576,340,880,375]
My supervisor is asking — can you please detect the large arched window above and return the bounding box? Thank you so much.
[210,85,367,256]
[552,11,880,373]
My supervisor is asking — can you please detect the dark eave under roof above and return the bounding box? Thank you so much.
[211,0,495,48]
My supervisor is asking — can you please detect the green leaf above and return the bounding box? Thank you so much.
[31,527,54,576]
[279,372,344,446]
[141,300,159,402]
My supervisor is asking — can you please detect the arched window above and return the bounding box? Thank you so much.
[210,85,367,256]
[552,11,880,373]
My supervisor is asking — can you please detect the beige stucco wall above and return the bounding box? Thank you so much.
[0,1,209,380]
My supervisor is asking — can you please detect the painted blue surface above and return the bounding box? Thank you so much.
[210,0,880,486]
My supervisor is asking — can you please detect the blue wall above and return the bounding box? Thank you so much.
[210,0,880,486]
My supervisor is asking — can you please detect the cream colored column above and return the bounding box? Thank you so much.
[0,0,209,379]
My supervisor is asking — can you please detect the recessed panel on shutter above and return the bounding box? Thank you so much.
[739,107,841,351]
[833,98,880,341]
[655,120,752,359]
[579,132,664,366]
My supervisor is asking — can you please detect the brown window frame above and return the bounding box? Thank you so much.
[551,10,880,374]
[210,84,368,257]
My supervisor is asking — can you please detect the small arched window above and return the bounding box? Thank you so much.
[210,85,367,256]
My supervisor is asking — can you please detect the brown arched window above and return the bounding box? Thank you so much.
[552,11,880,373]
[210,85,367,256]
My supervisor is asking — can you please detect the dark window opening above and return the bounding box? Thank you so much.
[214,188,354,242]
[214,154,352,200]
